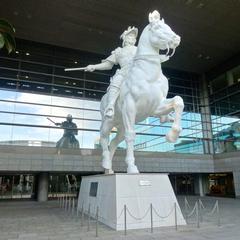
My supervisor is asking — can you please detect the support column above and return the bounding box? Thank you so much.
[233,171,240,198]
[198,174,204,197]
[194,174,208,196]
[194,174,202,196]
[37,172,49,202]
[200,75,214,154]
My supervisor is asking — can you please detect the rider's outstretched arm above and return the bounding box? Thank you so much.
[85,61,114,72]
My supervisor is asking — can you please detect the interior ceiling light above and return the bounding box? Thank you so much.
[185,0,194,5]
[74,61,78,64]
[26,52,30,56]
[197,2,204,8]
[15,51,19,54]
[65,81,69,84]
[73,82,76,85]
[25,76,29,79]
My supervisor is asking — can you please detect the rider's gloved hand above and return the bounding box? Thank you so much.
[85,65,96,72]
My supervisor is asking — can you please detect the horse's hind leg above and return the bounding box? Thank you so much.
[122,96,139,174]
[109,127,125,161]
[100,119,114,173]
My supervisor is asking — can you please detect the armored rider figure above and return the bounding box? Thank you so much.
[55,114,79,149]
[84,26,138,118]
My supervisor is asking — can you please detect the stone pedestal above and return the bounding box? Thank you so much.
[78,173,186,230]
[37,173,49,202]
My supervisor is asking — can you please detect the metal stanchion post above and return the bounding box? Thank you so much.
[199,199,203,222]
[64,196,68,211]
[72,198,75,215]
[87,203,90,231]
[217,200,220,226]
[150,203,153,233]
[184,197,188,221]
[174,203,177,231]
[76,201,79,217]
[81,203,84,227]
[185,198,188,223]
[96,206,99,237]
[196,202,200,228]
[68,197,71,213]
[124,205,127,236]
[67,197,69,211]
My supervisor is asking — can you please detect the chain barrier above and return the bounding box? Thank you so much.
[126,206,151,221]
[117,207,124,220]
[57,196,220,236]
[184,197,191,211]
[198,199,205,210]
[152,205,175,219]
[186,202,197,218]
[183,198,220,227]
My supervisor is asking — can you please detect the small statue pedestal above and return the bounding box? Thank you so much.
[77,173,186,230]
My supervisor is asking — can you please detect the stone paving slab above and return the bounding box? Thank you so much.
[0,196,240,240]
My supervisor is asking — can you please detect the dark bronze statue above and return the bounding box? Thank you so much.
[54,114,79,149]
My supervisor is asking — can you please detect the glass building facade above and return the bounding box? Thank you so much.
[0,39,239,155]
[209,65,240,154]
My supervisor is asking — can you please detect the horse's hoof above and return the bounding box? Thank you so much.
[102,159,112,170]
[127,164,139,174]
[166,127,181,143]
[104,169,114,174]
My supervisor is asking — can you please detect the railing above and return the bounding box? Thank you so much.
[56,195,221,237]
[184,197,220,227]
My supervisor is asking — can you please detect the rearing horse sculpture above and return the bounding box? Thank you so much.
[100,10,184,173]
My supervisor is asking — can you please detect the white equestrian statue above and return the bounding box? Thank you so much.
[99,10,184,174]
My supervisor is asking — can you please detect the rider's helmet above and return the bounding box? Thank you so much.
[120,26,138,47]
[66,114,73,121]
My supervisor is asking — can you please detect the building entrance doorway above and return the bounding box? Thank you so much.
[208,173,235,197]
[170,174,195,195]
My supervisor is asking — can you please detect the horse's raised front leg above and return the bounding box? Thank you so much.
[100,119,114,174]
[122,95,139,174]
[160,114,174,123]
[154,96,184,143]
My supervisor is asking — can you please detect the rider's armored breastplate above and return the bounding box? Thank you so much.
[116,46,137,70]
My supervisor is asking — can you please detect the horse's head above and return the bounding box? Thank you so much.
[148,10,180,56]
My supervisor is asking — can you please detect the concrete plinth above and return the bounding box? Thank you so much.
[37,173,49,202]
[78,173,186,230]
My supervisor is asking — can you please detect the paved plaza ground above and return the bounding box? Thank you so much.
[0,196,240,240]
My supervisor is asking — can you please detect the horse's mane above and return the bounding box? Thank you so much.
[136,25,150,52]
